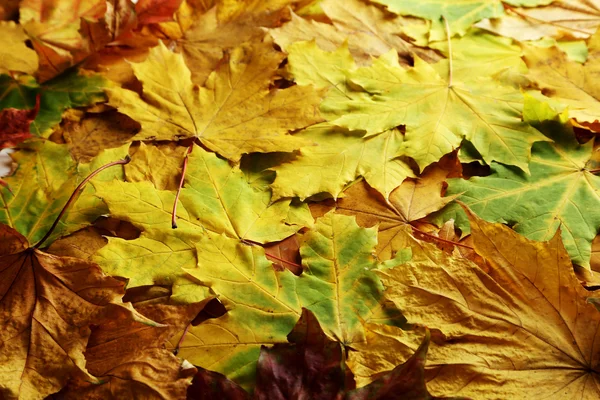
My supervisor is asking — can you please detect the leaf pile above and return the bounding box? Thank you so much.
[3,0,600,399]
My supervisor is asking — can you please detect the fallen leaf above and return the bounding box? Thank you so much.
[321,48,548,171]
[172,212,405,390]
[0,96,39,149]
[187,368,251,400]
[56,301,205,399]
[19,0,107,81]
[93,144,304,306]
[0,142,129,245]
[125,142,188,190]
[295,212,406,343]
[438,95,600,266]
[0,21,39,75]
[356,208,600,399]
[263,234,303,275]
[270,123,414,201]
[334,155,461,260]
[0,223,124,399]
[368,0,552,40]
[271,0,440,66]
[136,0,184,24]
[0,70,108,137]
[46,226,108,260]
[253,308,349,400]
[109,39,323,161]
[57,110,139,163]
[476,0,600,41]
[186,309,446,400]
[524,28,600,127]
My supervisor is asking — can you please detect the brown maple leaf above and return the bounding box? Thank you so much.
[0,223,125,399]
[55,301,207,399]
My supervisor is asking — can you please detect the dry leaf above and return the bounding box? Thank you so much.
[0,224,124,399]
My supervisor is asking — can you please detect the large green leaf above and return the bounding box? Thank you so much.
[172,212,405,390]
[437,97,600,266]
[297,212,406,344]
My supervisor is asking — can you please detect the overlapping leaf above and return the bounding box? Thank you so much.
[0,141,128,244]
[108,38,323,161]
[271,0,440,67]
[524,28,600,127]
[93,144,306,302]
[0,70,108,136]
[0,224,124,399]
[173,212,405,389]
[351,209,600,399]
[319,47,548,171]
[438,97,600,266]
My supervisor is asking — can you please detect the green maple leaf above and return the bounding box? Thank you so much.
[0,70,107,136]
[0,141,128,244]
[279,41,413,200]
[269,123,414,201]
[172,212,405,390]
[93,144,308,300]
[436,96,600,266]
[320,49,548,171]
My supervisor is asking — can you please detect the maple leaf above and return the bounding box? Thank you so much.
[333,154,460,260]
[476,0,600,41]
[188,309,448,400]
[19,0,107,81]
[108,38,323,161]
[270,0,440,67]
[428,28,527,84]
[177,1,292,85]
[370,0,553,40]
[269,123,414,201]
[0,21,39,75]
[437,96,600,266]
[56,109,139,163]
[523,28,600,128]
[125,142,189,190]
[0,70,108,137]
[92,144,307,304]
[0,223,125,399]
[318,46,548,172]
[0,141,129,245]
[56,302,204,399]
[352,208,600,398]
[173,212,405,389]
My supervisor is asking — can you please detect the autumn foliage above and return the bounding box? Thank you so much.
[2,0,600,399]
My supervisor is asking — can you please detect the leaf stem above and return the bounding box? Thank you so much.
[442,15,453,87]
[33,156,131,249]
[172,145,194,229]
[173,323,191,356]
[588,168,600,174]
[410,224,473,249]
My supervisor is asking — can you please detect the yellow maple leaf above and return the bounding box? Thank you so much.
[524,28,600,128]
[350,208,600,398]
[109,39,323,161]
